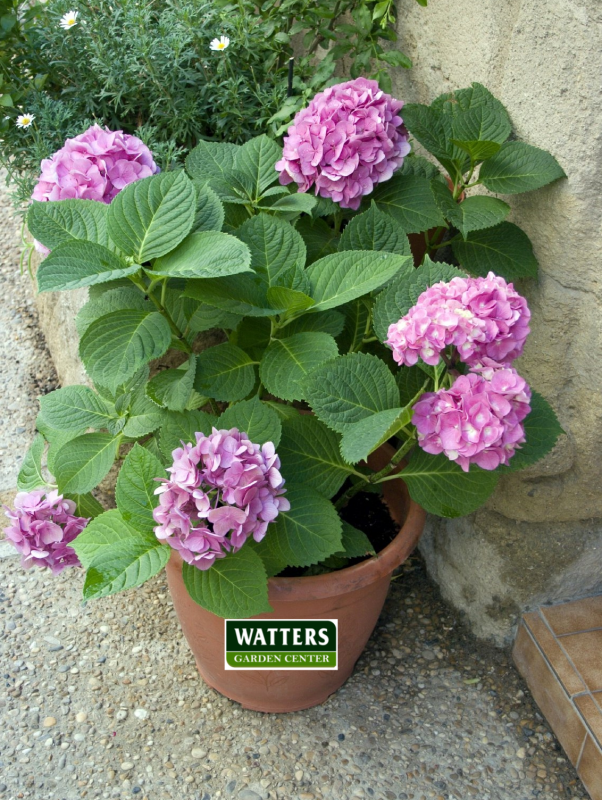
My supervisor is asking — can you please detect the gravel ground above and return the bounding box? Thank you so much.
[0,183,589,800]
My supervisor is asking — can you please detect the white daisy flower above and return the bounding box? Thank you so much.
[16,114,35,129]
[59,11,78,30]
[210,36,230,52]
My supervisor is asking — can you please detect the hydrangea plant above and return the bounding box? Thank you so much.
[7,79,565,619]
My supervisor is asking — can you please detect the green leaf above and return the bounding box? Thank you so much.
[337,522,375,558]
[76,288,150,336]
[337,299,370,354]
[27,199,108,250]
[122,388,166,438]
[401,104,467,173]
[339,407,412,464]
[185,141,240,182]
[452,222,538,281]
[218,397,282,447]
[37,241,139,292]
[43,427,86,475]
[500,391,564,473]
[159,410,215,460]
[262,193,317,215]
[267,286,314,314]
[278,415,352,499]
[115,443,164,532]
[17,434,46,490]
[371,174,446,233]
[236,213,306,286]
[396,365,430,407]
[191,181,225,233]
[67,492,104,519]
[307,250,411,312]
[283,309,345,338]
[253,483,342,574]
[233,134,281,197]
[373,256,466,342]
[83,535,170,600]
[195,343,256,402]
[185,273,274,317]
[146,359,196,412]
[304,352,400,433]
[182,548,271,618]
[379,49,412,69]
[451,139,502,162]
[310,196,341,218]
[79,310,172,392]
[295,216,339,265]
[401,448,499,517]
[187,303,241,333]
[71,509,131,564]
[480,142,566,195]
[107,171,196,262]
[259,333,339,402]
[153,231,252,279]
[39,386,116,432]
[431,182,510,238]
[451,104,511,146]
[339,203,411,256]
[53,433,120,494]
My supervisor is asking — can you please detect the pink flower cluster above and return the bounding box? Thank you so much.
[153,428,290,570]
[276,77,410,210]
[412,362,531,472]
[3,490,88,574]
[386,272,531,369]
[32,123,158,205]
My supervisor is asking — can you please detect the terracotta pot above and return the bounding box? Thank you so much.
[165,445,426,713]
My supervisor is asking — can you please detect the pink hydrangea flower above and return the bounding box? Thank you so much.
[153,428,290,570]
[276,77,410,210]
[32,123,159,205]
[411,363,532,472]
[3,490,88,574]
[386,272,531,368]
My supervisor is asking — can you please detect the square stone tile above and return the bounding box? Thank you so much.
[561,630,602,693]
[574,693,602,745]
[523,610,586,695]
[577,733,602,800]
[542,596,602,637]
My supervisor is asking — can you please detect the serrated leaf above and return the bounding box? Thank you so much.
[304,352,400,432]
[123,387,166,438]
[396,365,430,407]
[17,434,46,490]
[39,386,117,432]
[278,415,352,499]
[72,508,134,566]
[159,410,216,460]
[337,299,370,354]
[260,333,339,402]
[146,359,196,412]
[233,134,281,198]
[187,303,241,333]
[401,448,498,517]
[337,521,375,558]
[115,443,164,532]
[431,182,510,237]
[76,288,149,336]
[67,492,104,519]
[182,548,271,618]
[340,407,412,464]
[53,433,120,494]
[451,104,511,146]
[185,141,240,182]
[451,139,502,162]
[191,181,225,233]
[371,173,446,233]
[45,428,86,475]
[339,203,411,255]
[261,193,317,215]
[79,310,172,392]
[153,231,252,279]
[236,213,306,286]
[195,343,256,402]
[252,483,342,572]
[27,199,108,250]
[307,250,411,312]
[295,216,339,265]
[452,222,538,281]
[401,104,467,174]
[267,286,314,314]
[37,241,139,292]
[83,536,169,600]
[500,390,564,473]
[185,273,275,317]
[480,142,566,195]
[373,256,466,342]
[283,309,345,338]
[107,171,196,262]
[218,397,282,447]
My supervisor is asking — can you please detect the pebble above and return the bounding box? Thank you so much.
[116,709,128,721]
[516,747,527,759]
[75,711,87,723]
[238,791,262,800]
[134,708,149,720]
[42,717,57,728]
[192,747,207,759]
[121,762,134,771]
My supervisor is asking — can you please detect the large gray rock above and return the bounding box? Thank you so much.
[394,0,602,643]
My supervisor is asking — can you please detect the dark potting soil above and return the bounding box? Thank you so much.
[276,486,399,577]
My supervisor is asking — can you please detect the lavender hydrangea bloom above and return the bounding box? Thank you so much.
[3,490,88,574]
[32,124,159,205]
[386,272,531,369]
[153,428,290,570]
[276,77,410,210]
[412,363,532,472]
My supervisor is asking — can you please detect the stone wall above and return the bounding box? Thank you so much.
[393,0,602,643]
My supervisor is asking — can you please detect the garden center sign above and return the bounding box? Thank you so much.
[224,620,338,669]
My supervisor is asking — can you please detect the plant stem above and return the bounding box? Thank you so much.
[130,275,192,353]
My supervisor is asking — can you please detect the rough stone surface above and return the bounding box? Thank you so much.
[394,0,602,643]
